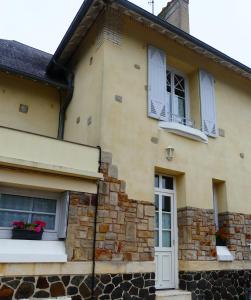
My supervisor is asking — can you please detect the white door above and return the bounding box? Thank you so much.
[154,174,177,290]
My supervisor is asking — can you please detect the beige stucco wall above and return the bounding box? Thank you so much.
[68,13,251,214]
[99,16,251,213]
[0,72,60,137]
[64,18,104,147]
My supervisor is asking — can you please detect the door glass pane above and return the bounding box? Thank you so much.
[0,211,29,227]
[162,231,171,247]
[154,175,159,188]
[162,176,173,190]
[162,196,171,212]
[155,194,159,210]
[155,212,159,229]
[155,230,159,247]
[162,213,171,229]
[32,214,55,230]
[33,198,57,213]
[0,194,32,211]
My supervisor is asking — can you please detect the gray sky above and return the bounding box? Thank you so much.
[0,0,251,67]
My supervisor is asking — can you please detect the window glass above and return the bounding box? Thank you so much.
[162,196,171,212]
[155,231,159,247]
[162,231,171,247]
[162,213,171,229]
[154,175,159,188]
[162,176,173,190]
[0,193,57,230]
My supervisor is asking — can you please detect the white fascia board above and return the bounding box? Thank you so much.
[0,240,67,263]
[216,246,234,262]
[159,121,208,143]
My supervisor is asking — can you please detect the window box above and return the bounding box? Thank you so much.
[12,228,43,240]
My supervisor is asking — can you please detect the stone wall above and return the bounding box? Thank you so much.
[66,151,155,262]
[0,273,155,300]
[178,207,216,261]
[219,212,251,260]
[179,270,251,299]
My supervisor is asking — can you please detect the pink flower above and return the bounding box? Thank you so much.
[12,221,25,229]
[34,220,46,229]
[34,225,41,233]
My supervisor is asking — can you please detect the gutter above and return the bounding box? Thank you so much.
[47,0,94,72]
[0,63,68,89]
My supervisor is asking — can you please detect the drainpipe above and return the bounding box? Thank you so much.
[91,146,102,299]
[47,59,74,140]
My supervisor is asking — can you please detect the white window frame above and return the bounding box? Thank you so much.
[0,187,61,241]
[166,65,190,125]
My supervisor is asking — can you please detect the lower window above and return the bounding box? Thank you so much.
[0,187,67,240]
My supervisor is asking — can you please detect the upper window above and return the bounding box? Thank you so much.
[0,187,68,241]
[166,69,188,125]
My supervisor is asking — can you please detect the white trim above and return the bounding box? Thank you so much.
[0,239,67,263]
[155,174,178,289]
[166,66,190,123]
[159,121,208,143]
[213,184,219,230]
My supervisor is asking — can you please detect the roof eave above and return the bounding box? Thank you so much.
[0,63,68,89]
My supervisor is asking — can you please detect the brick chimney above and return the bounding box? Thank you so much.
[159,0,190,33]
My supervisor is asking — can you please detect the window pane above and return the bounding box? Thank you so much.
[0,211,29,227]
[162,176,173,190]
[32,214,55,230]
[155,212,159,229]
[155,194,159,210]
[162,196,171,212]
[162,231,171,247]
[163,213,171,229]
[154,175,159,188]
[33,198,57,213]
[166,71,171,93]
[155,230,159,247]
[0,194,32,211]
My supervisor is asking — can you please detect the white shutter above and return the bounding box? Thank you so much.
[148,45,168,120]
[57,191,69,239]
[199,70,217,137]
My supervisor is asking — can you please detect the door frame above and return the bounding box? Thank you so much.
[155,174,179,289]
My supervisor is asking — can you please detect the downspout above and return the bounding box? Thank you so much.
[91,145,102,299]
[58,71,74,139]
[47,58,74,140]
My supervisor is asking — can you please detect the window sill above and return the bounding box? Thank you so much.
[216,246,234,262]
[159,121,208,143]
[0,239,67,263]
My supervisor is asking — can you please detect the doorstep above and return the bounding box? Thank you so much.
[156,289,191,300]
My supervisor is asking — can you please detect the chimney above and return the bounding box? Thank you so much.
[159,0,190,33]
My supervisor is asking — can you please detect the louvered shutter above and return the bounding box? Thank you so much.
[199,70,217,137]
[148,45,168,120]
[57,191,69,239]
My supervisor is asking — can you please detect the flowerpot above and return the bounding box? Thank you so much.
[12,229,43,240]
[216,236,227,246]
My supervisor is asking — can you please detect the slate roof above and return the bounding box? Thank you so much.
[0,39,67,88]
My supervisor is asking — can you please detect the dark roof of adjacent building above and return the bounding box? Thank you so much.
[0,39,67,88]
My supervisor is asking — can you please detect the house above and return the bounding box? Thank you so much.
[0,0,251,299]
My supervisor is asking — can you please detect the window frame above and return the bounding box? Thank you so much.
[0,186,61,241]
[166,65,190,125]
